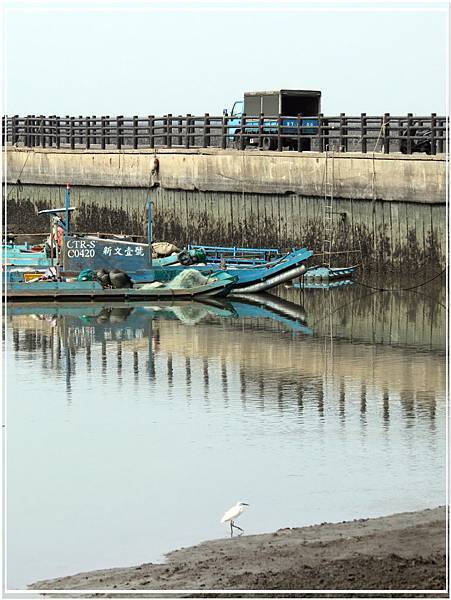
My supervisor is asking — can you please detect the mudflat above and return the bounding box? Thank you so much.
[29,507,446,593]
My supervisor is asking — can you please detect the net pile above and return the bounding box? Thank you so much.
[167,269,210,289]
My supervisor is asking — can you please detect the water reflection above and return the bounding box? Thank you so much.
[5,283,446,589]
[8,289,445,430]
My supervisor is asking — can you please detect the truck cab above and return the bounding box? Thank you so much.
[230,100,243,118]
[225,89,321,150]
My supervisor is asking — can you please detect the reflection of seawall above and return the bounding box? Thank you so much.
[278,283,446,352]
[8,312,443,426]
[8,275,446,401]
[137,319,445,401]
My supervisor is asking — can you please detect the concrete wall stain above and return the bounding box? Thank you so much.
[5,184,445,272]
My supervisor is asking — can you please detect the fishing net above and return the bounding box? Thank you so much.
[171,305,209,325]
[167,269,209,289]
[140,281,165,290]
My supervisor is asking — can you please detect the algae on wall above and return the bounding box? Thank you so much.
[6,183,445,272]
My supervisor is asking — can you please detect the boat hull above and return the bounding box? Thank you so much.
[6,275,236,302]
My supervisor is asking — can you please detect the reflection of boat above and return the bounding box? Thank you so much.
[293,278,354,289]
[7,291,312,333]
[6,301,238,331]
[231,296,312,334]
[202,293,312,334]
[6,271,237,302]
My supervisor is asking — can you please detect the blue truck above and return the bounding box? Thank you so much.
[224,89,321,151]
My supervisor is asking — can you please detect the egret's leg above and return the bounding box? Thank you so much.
[230,521,233,537]
[232,523,244,534]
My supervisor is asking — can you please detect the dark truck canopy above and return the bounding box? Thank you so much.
[244,90,321,116]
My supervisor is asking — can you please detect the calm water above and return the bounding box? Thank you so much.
[5,281,446,589]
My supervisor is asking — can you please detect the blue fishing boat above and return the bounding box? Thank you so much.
[3,242,49,268]
[293,278,355,290]
[302,265,358,281]
[4,188,313,293]
[184,245,358,281]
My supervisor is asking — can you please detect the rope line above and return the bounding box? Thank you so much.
[6,150,31,201]
[310,289,379,328]
[352,268,446,292]
[309,271,446,329]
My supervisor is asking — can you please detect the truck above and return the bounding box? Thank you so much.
[224,89,321,151]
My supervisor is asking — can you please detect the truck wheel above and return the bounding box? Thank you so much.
[234,132,243,150]
[297,138,311,151]
[262,136,276,151]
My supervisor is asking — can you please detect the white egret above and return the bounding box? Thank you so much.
[220,501,249,537]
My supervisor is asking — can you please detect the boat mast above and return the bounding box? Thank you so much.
[147,198,153,268]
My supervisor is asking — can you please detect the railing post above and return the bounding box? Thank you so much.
[190,115,196,147]
[430,113,436,155]
[318,113,324,152]
[78,115,83,144]
[70,116,75,149]
[437,118,444,154]
[133,115,138,149]
[2,116,5,147]
[65,115,70,144]
[185,114,191,148]
[105,116,110,146]
[5,116,12,144]
[85,116,90,149]
[339,112,347,152]
[169,114,173,148]
[406,112,413,154]
[116,115,123,150]
[100,116,106,150]
[30,115,36,148]
[383,113,390,154]
[11,114,18,145]
[148,115,155,149]
[48,115,54,147]
[360,112,367,153]
[277,115,282,151]
[221,114,228,149]
[56,116,61,149]
[20,115,24,147]
[92,115,97,145]
[177,115,183,146]
[163,114,169,148]
[203,113,210,148]
[24,115,29,147]
[296,113,301,152]
[240,113,246,150]
[40,115,46,148]
[258,113,264,149]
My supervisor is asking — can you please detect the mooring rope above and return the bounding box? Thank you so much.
[5,149,31,201]
[352,267,446,292]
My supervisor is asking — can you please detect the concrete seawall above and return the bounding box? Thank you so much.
[5,147,447,271]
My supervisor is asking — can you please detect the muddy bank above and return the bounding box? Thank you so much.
[29,507,446,594]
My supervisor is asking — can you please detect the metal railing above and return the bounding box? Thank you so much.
[2,113,448,154]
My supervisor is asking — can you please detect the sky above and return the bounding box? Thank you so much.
[2,1,449,117]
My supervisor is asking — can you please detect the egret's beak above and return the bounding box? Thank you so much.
[242,503,249,506]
